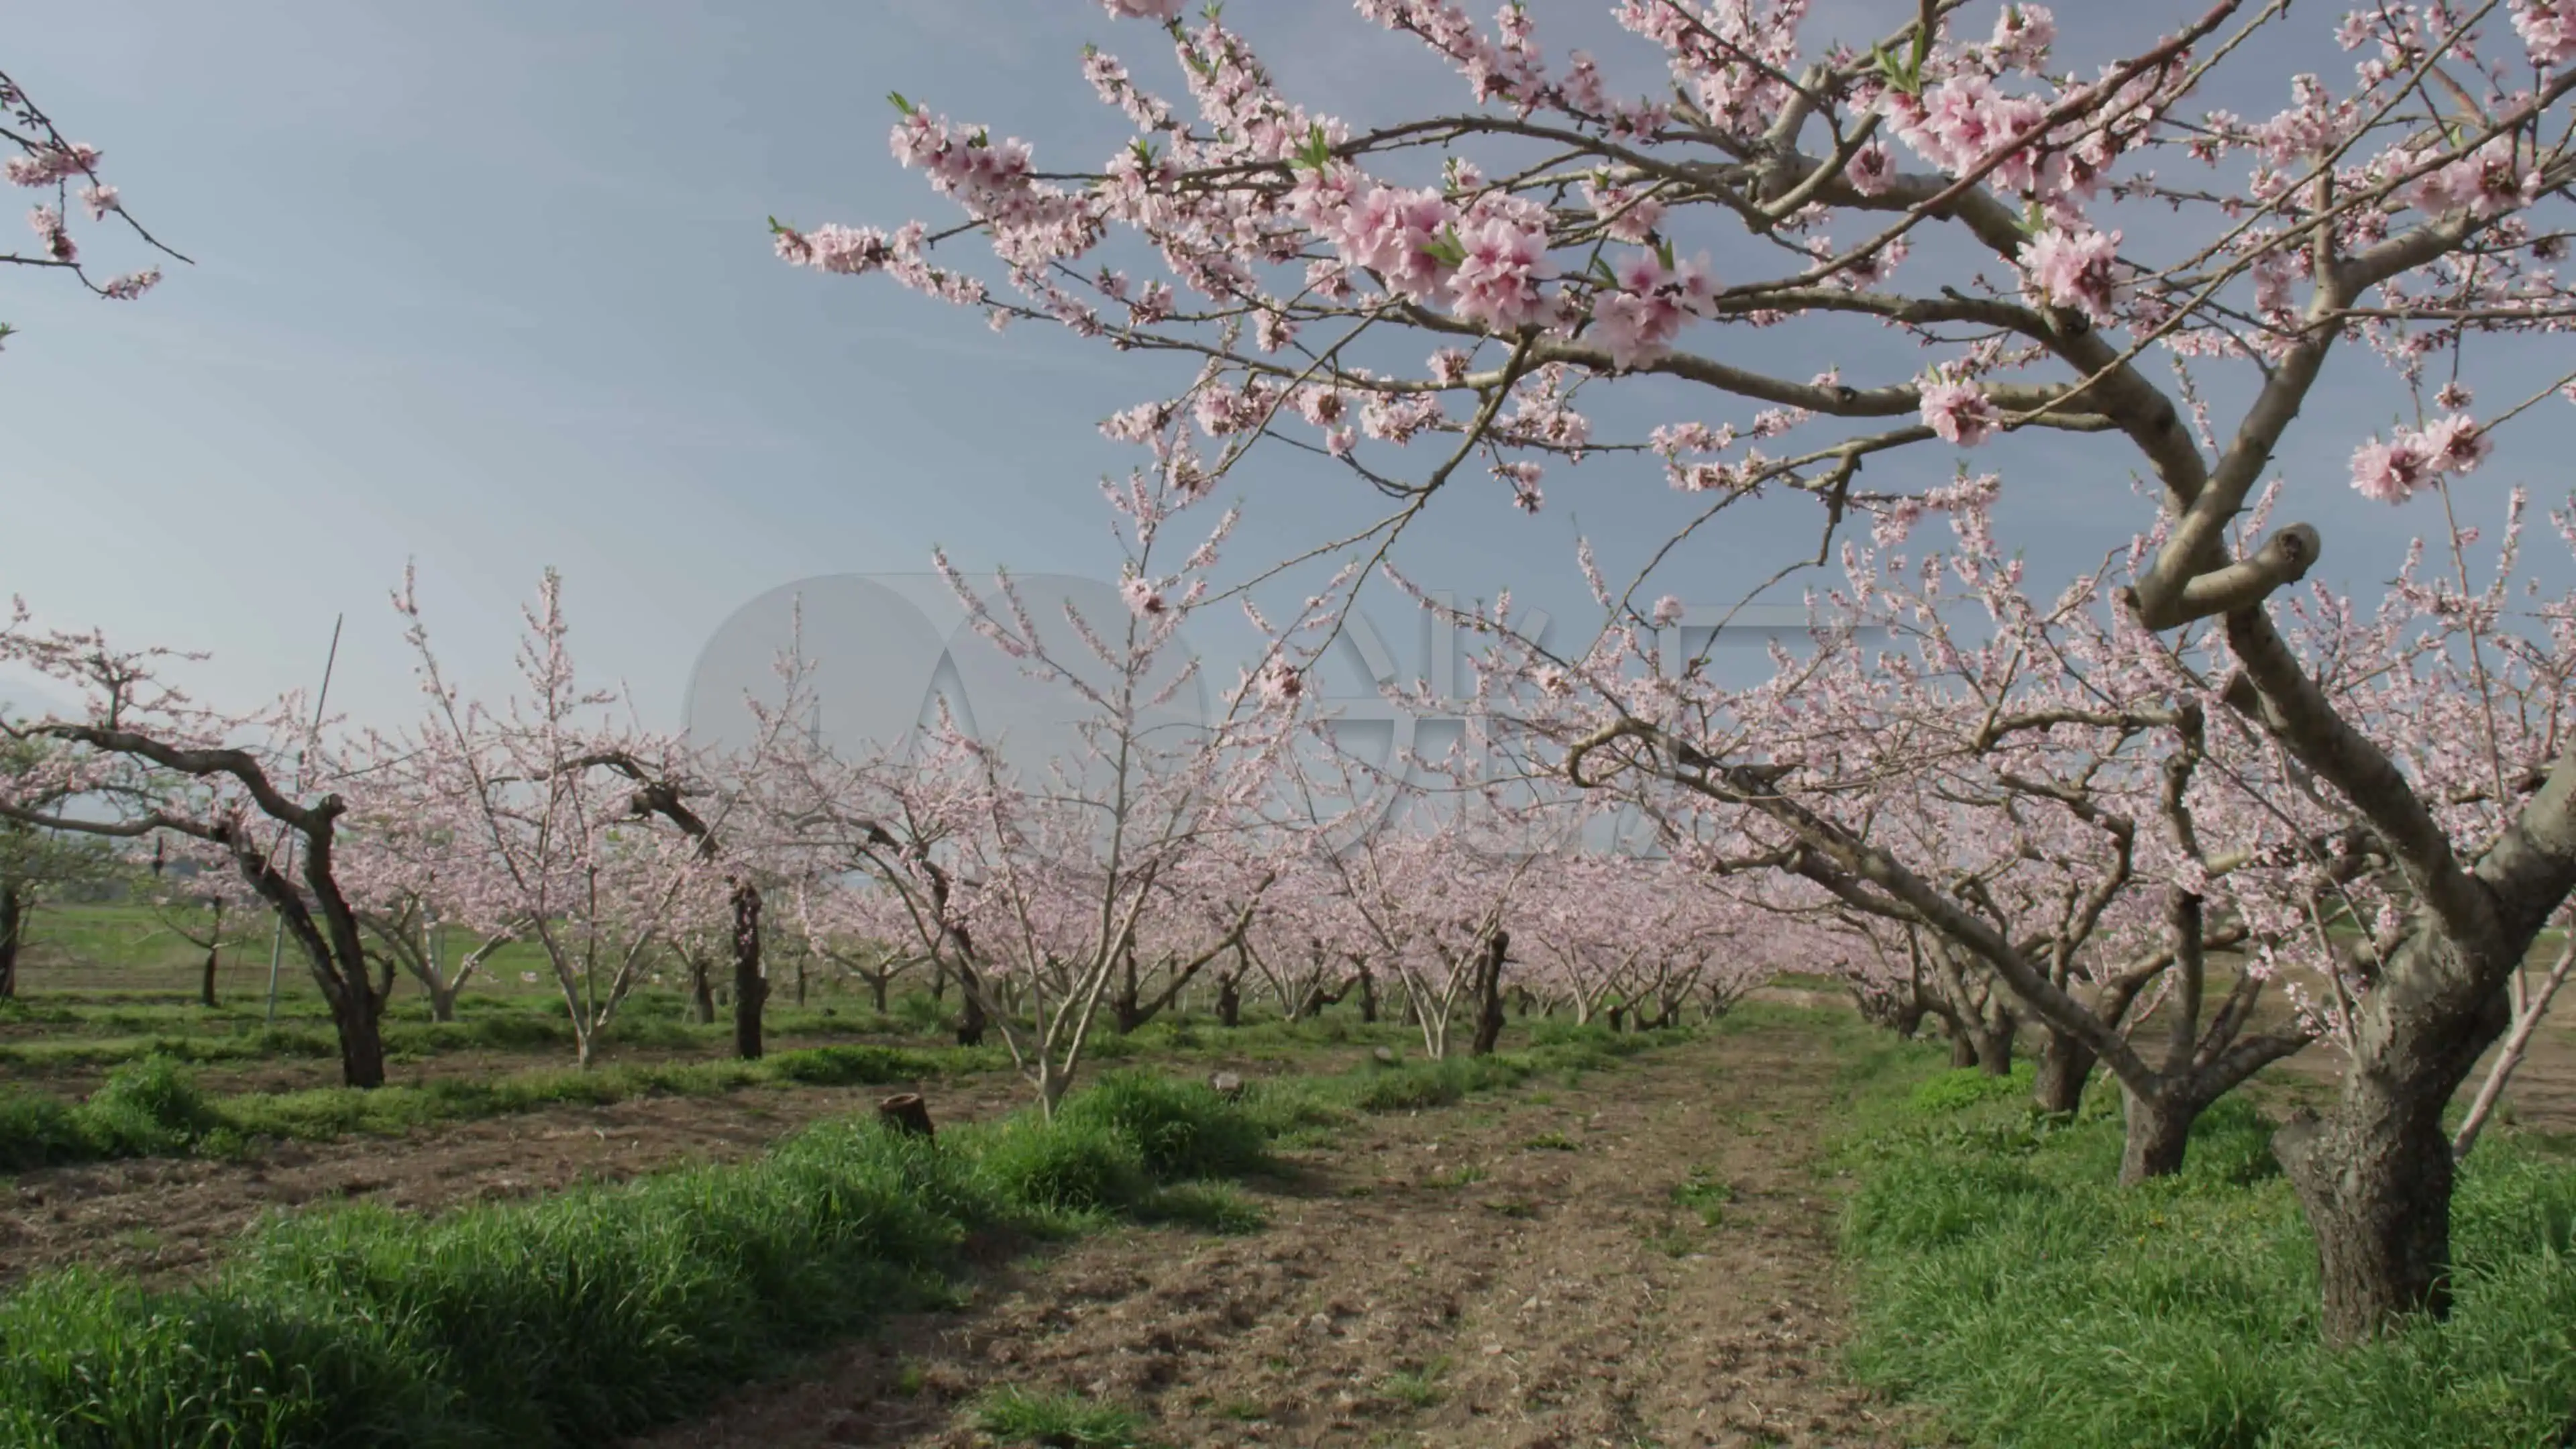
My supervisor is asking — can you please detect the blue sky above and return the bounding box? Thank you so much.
[5,2,2567,733]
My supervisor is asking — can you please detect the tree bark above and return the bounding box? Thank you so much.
[333,990,388,1089]
[2033,1027,2096,1114]
[956,984,987,1047]
[688,951,716,1025]
[1469,929,1509,1057]
[1947,1020,1980,1069]
[2272,928,2508,1342]
[201,945,221,1009]
[731,880,765,1062]
[2120,1089,2196,1185]
[1217,973,1242,1028]
[0,882,23,1000]
[1356,963,1378,1023]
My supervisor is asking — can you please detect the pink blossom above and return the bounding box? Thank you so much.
[1101,0,1183,17]
[2419,414,2491,474]
[27,205,70,263]
[1120,576,1167,616]
[1845,141,1896,197]
[3,142,97,188]
[1494,460,1544,513]
[1989,5,2057,70]
[2512,0,2576,66]
[78,184,117,221]
[99,268,158,301]
[2017,225,2121,322]
[1919,374,1998,446]
[1652,594,1686,627]
[2350,434,2432,504]
[1333,184,1457,302]
[1448,215,1557,331]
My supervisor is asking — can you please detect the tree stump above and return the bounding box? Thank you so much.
[878,1093,934,1138]
[1208,1071,1244,1100]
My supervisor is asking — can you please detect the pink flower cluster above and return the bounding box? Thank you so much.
[3,142,99,188]
[2396,137,2540,221]
[1919,371,1998,446]
[2349,414,2489,504]
[2512,0,2576,66]
[1588,249,1717,370]
[2017,225,2122,323]
[27,204,71,263]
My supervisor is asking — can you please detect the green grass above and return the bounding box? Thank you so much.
[1839,1063,2576,1448]
[0,1072,1275,1447]
[1378,1356,1450,1408]
[971,1387,1155,1447]
[0,1042,1008,1172]
[1670,1165,1733,1227]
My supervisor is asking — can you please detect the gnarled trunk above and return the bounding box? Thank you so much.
[1216,972,1242,1028]
[2273,930,2510,1342]
[201,945,221,1009]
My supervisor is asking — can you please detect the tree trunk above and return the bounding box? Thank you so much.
[1973,1005,2017,1077]
[2119,1089,2198,1186]
[427,977,461,1024]
[1356,964,1378,1023]
[334,990,388,1089]
[731,881,765,1062]
[2277,1092,2463,1342]
[0,883,23,1000]
[2033,1026,2096,1115]
[956,986,987,1048]
[1947,1022,1979,1069]
[200,945,221,1009]
[1469,930,1509,1057]
[689,953,716,1026]
[1216,973,1241,1028]
[869,969,889,1016]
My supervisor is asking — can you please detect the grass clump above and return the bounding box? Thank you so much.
[1054,1069,1270,1181]
[0,1074,1276,1447]
[971,1386,1154,1447]
[1839,1063,2576,1449]
[0,1055,226,1169]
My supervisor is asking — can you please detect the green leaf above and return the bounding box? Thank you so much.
[888,91,914,116]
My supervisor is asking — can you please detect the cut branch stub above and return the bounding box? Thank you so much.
[2131,524,2323,631]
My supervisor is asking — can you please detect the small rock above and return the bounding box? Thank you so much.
[1209,1070,1244,1099]
[1372,1046,1397,1065]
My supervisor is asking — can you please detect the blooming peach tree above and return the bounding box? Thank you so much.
[786,0,2576,1341]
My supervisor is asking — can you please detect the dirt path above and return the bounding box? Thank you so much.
[631,1018,1919,1449]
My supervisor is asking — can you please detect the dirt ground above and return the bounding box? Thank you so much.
[0,1070,1038,1289]
[625,1020,1918,1449]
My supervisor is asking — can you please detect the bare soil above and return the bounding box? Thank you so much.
[626,1021,1919,1449]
